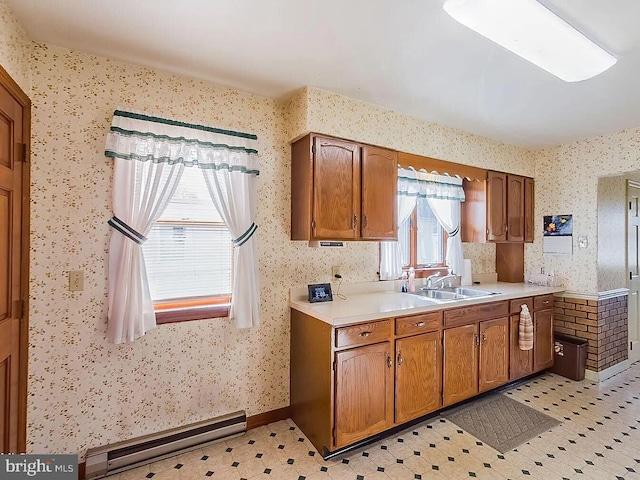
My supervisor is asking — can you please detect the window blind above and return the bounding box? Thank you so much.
[143,167,233,302]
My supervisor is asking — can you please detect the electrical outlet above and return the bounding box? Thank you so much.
[69,270,84,292]
[331,266,342,280]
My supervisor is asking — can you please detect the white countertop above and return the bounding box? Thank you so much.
[289,282,564,327]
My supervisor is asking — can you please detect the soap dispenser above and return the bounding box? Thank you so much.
[408,267,416,292]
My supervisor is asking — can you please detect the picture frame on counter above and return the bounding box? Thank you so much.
[308,283,333,303]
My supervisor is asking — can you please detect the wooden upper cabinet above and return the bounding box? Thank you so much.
[395,331,442,424]
[487,171,507,242]
[290,134,396,241]
[506,175,525,242]
[461,170,534,244]
[361,145,397,239]
[312,137,360,240]
[524,177,535,243]
[334,342,394,448]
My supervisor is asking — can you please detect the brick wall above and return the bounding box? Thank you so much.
[554,295,628,372]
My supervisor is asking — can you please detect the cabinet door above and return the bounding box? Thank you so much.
[312,136,360,239]
[506,175,525,242]
[534,309,554,371]
[524,177,534,243]
[334,342,394,448]
[509,315,533,380]
[443,324,478,406]
[487,171,507,242]
[395,332,442,424]
[478,317,509,392]
[361,145,397,239]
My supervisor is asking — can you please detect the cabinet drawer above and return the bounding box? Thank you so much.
[444,301,509,328]
[335,320,392,348]
[395,312,441,336]
[534,295,554,311]
[510,297,533,315]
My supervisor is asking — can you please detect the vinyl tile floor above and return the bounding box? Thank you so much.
[113,362,640,480]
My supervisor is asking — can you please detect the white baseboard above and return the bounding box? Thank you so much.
[584,359,630,382]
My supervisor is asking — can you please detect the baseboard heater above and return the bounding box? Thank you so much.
[85,410,246,479]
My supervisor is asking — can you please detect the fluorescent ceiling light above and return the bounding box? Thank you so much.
[443,0,617,82]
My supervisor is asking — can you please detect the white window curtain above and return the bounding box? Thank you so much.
[379,167,465,280]
[199,151,260,329]
[105,110,260,344]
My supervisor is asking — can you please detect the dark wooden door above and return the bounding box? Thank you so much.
[395,331,442,424]
[534,309,554,371]
[506,175,525,242]
[361,145,397,240]
[334,342,394,448]
[509,315,533,380]
[443,324,478,406]
[312,136,359,239]
[524,177,534,243]
[478,317,509,392]
[0,71,28,453]
[487,171,507,242]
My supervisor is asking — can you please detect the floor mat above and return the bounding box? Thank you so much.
[441,393,561,453]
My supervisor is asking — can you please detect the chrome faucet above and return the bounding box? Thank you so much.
[425,270,457,289]
[430,274,457,289]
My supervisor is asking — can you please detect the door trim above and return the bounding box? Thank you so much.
[0,63,31,452]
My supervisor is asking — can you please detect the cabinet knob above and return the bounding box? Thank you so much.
[397,353,404,366]
[387,356,393,368]
[543,300,550,305]
[482,333,487,344]
[353,214,358,229]
[415,321,425,327]
[363,215,368,228]
[358,331,372,337]
[474,334,480,346]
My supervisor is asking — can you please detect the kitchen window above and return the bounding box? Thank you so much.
[143,167,232,323]
[398,197,447,274]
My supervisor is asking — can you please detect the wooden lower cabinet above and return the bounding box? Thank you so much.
[478,317,509,392]
[510,314,534,380]
[443,324,478,406]
[444,318,509,405]
[290,294,555,456]
[395,331,442,424]
[534,309,554,371]
[334,342,394,448]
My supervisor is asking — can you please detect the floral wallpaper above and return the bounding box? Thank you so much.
[0,0,31,93]
[27,44,380,457]
[531,129,640,294]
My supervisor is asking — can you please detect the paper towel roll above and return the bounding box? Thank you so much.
[461,259,472,286]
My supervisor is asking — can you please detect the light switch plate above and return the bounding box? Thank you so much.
[578,236,588,248]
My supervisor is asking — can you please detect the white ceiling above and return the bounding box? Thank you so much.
[7,0,640,148]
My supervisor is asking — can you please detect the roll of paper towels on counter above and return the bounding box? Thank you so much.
[461,259,472,286]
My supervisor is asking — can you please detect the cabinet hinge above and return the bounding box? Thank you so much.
[312,144,315,154]
[13,299,24,319]
[332,360,336,371]
[22,143,27,162]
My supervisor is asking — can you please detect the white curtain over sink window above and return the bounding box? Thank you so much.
[379,167,465,280]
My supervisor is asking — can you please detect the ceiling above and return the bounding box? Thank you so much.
[7,0,640,148]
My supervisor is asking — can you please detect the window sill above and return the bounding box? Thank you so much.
[155,303,230,324]
[404,266,450,279]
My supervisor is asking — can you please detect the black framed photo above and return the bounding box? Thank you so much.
[308,283,333,303]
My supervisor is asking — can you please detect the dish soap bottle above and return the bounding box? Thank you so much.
[408,267,416,292]
[401,271,408,292]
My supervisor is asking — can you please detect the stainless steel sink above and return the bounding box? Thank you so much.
[438,286,497,297]
[407,286,498,302]
[413,289,466,300]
